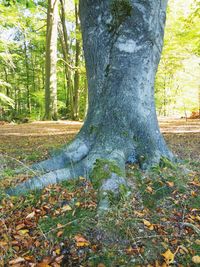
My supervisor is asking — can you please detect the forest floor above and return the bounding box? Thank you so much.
[0,118,200,266]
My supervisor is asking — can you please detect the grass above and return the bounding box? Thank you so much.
[0,120,200,266]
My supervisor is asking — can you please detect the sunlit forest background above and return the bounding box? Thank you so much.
[0,0,200,122]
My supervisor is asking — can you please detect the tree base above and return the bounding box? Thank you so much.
[5,134,175,213]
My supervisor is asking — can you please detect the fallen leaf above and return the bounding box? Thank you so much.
[192,255,200,264]
[18,229,29,235]
[195,240,200,245]
[57,231,63,237]
[61,205,72,212]
[143,219,154,230]
[37,263,51,267]
[75,202,81,207]
[74,234,90,247]
[166,181,174,187]
[9,257,25,265]
[162,249,175,264]
[16,223,25,230]
[26,211,35,219]
[146,186,153,193]
[57,223,63,228]
[0,241,7,247]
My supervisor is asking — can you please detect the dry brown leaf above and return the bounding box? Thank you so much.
[9,257,25,265]
[166,181,174,187]
[37,263,51,267]
[57,231,63,237]
[16,223,25,230]
[26,211,36,219]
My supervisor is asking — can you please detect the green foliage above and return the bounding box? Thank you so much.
[156,0,200,117]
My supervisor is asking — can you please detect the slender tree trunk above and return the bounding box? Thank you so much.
[73,3,81,120]
[24,40,31,113]
[45,0,58,120]
[58,25,73,116]
[4,67,9,97]
[31,51,36,92]
[59,0,74,118]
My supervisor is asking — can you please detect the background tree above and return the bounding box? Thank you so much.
[45,0,59,120]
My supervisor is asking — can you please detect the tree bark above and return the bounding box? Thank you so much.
[44,0,58,120]
[7,0,174,199]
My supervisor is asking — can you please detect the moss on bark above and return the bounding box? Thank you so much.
[89,159,124,189]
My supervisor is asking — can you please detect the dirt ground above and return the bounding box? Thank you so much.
[0,118,199,168]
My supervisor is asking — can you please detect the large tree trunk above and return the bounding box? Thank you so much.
[7,0,174,200]
[78,0,173,167]
[44,0,58,120]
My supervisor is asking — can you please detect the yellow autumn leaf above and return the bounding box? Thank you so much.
[146,186,153,193]
[75,202,81,207]
[143,219,151,226]
[143,219,154,230]
[18,229,29,235]
[74,234,90,247]
[61,205,72,212]
[134,211,145,217]
[55,248,60,255]
[162,249,175,264]
[192,255,200,264]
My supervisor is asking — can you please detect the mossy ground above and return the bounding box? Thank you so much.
[0,120,200,266]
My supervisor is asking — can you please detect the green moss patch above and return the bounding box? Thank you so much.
[90,159,124,189]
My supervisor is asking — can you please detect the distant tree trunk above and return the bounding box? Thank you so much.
[24,40,31,113]
[73,3,81,120]
[45,0,58,120]
[59,0,73,117]
[30,50,36,92]
[4,67,9,97]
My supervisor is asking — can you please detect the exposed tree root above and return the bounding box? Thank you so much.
[6,162,85,196]
[15,138,90,174]
[5,136,175,215]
